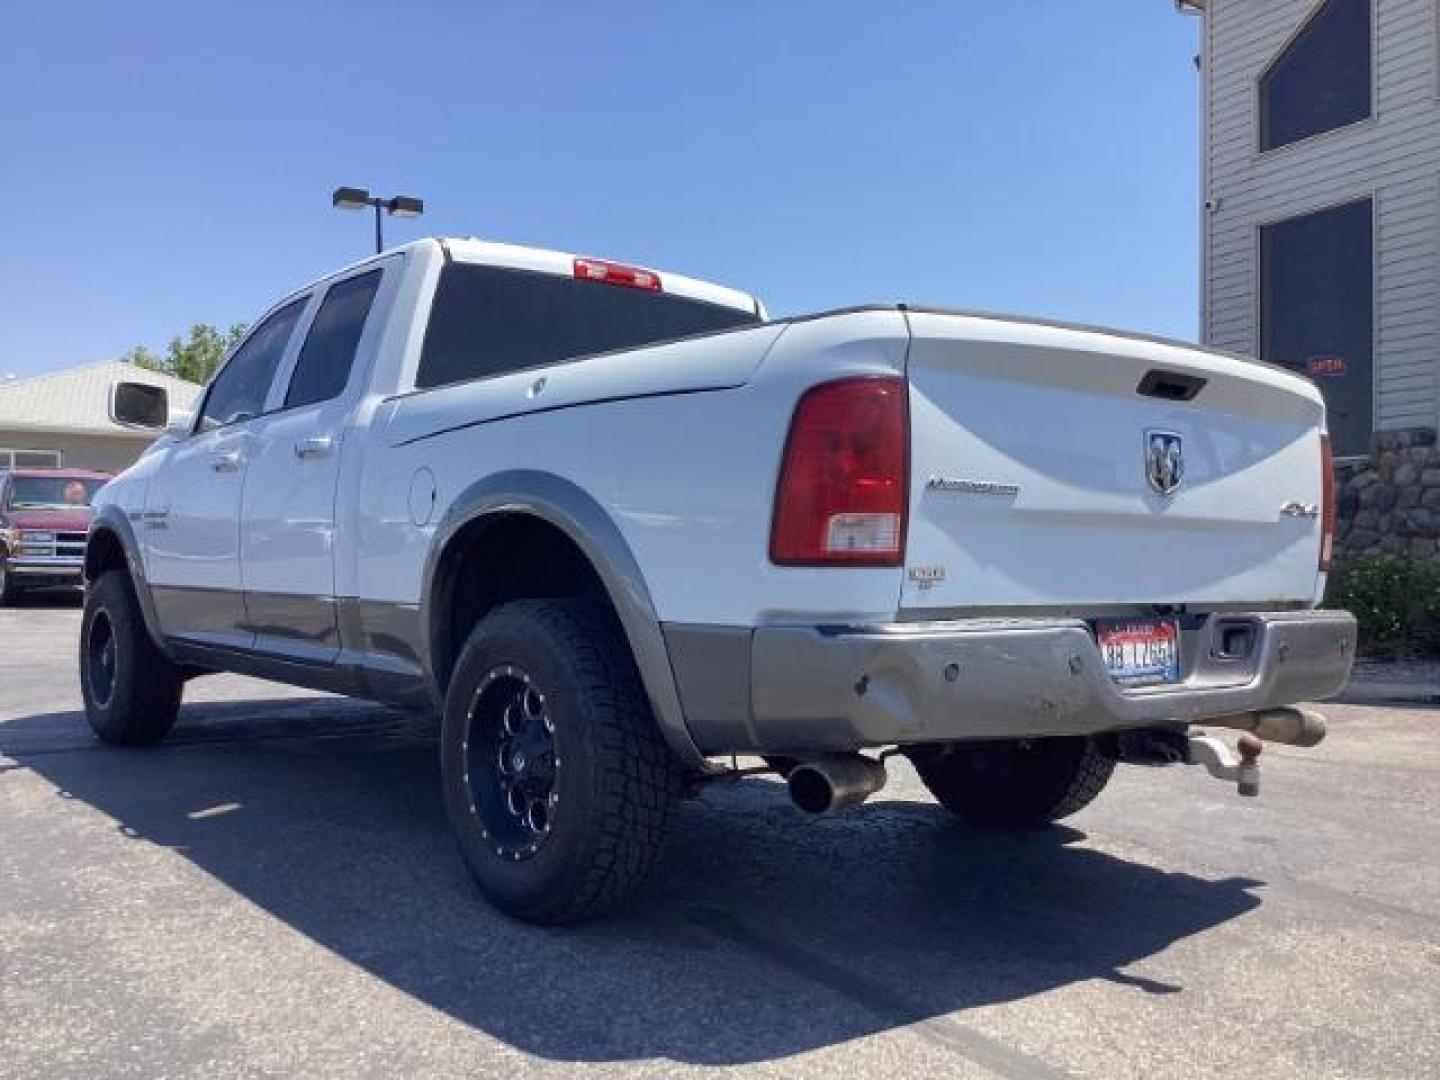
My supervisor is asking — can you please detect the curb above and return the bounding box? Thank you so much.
[1334,682,1440,706]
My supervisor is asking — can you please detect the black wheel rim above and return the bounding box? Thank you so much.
[86,609,117,708]
[464,664,559,861]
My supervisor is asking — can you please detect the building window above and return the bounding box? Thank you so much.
[1260,198,1373,457]
[1259,0,1371,151]
[0,448,62,469]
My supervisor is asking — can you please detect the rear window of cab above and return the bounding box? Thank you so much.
[415,263,760,390]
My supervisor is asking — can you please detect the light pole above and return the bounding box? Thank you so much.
[331,187,425,254]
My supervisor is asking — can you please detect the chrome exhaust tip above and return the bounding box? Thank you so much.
[787,754,888,814]
[1206,706,1327,747]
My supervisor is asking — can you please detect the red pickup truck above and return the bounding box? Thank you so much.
[0,468,110,603]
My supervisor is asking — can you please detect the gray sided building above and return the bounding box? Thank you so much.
[1184,0,1440,562]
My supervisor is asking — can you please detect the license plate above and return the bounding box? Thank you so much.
[1094,618,1180,687]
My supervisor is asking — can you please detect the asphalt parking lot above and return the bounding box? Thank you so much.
[2,601,1438,1079]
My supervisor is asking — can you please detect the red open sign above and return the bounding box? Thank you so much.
[1306,356,1347,377]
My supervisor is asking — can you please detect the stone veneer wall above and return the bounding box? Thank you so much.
[1335,427,1440,563]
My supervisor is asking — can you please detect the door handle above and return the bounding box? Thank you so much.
[210,451,242,473]
[294,435,334,460]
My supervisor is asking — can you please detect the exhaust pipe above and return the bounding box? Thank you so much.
[787,754,888,814]
[1204,706,1327,748]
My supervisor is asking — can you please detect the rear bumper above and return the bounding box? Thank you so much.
[667,609,1356,754]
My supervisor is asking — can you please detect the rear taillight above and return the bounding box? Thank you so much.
[573,257,661,291]
[770,376,908,566]
[1319,433,1335,571]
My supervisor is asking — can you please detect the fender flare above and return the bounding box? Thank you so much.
[86,506,169,656]
[421,469,708,770]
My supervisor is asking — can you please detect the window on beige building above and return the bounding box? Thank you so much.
[0,448,62,468]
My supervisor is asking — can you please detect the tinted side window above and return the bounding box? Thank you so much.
[1260,0,1370,151]
[1260,198,1373,457]
[199,298,307,431]
[284,270,383,409]
[416,264,760,390]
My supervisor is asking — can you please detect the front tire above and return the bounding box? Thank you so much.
[0,564,21,606]
[79,570,183,744]
[911,736,1115,829]
[440,599,682,925]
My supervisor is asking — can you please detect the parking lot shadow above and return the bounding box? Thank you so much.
[8,699,1263,1067]
[2,586,82,608]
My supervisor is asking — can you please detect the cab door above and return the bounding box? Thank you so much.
[144,297,309,649]
[239,266,386,662]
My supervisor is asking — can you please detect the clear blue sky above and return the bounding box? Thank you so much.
[0,1,1201,378]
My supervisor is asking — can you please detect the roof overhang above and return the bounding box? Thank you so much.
[1174,0,1206,13]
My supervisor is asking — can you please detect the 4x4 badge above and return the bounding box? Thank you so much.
[1145,430,1184,496]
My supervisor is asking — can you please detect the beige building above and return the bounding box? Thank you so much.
[0,361,201,474]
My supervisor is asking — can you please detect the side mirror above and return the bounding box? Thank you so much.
[110,381,169,431]
[165,407,195,437]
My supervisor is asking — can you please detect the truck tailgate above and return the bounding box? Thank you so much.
[902,311,1327,613]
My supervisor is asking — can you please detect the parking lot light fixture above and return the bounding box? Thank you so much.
[331,186,426,254]
[331,186,372,210]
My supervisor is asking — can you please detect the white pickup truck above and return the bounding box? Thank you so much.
[90,238,1355,923]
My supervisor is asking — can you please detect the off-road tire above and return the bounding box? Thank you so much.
[911,736,1115,829]
[0,564,20,606]
[440,599,683,925]
[79,570,183,745]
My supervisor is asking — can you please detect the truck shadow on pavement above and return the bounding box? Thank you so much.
[2,587,83,608]
[9,697,1264,1067]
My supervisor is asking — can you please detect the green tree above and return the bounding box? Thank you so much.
[124,323,247,384]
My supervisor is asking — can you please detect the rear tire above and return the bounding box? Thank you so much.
[79,570,183,745]
[911,736,1115,829]
[440,599,683,925]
